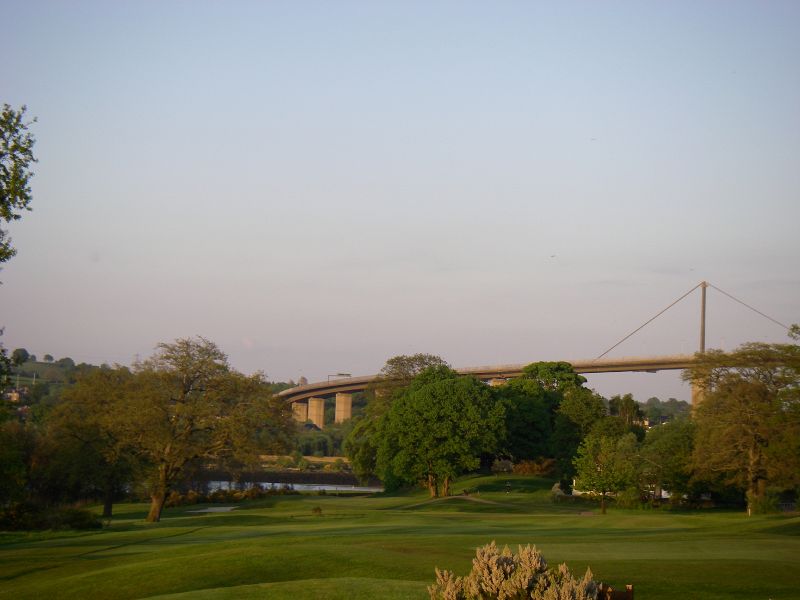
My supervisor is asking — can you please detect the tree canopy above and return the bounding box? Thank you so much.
[47,338,294,522]
[684,342,800,514]
[376,367,505,497]
[573,430,638,514]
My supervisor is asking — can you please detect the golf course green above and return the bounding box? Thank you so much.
[1,475,798,599]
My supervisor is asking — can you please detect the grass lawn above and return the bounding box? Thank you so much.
[1,474,798,599]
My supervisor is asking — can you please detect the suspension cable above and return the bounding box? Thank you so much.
[708,283,790,331]
[595,283,703,360]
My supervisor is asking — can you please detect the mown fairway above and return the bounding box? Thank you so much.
[1,475,798,599]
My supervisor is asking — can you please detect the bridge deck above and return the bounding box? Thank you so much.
[277,354,697,403]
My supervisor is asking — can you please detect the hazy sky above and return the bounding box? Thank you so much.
[2,1,798,401]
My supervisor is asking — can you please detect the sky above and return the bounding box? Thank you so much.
[2,1,798,402]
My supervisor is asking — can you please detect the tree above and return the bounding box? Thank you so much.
[0,330,11,387]
[344,354,450,482]
[1,104,37,264]
[521,361,587,392]
[371,353,451,405]
[56,357,75,369]
[495,378,554,460]
[640,419,695,504]
[376,367,505,497]
[573,431,639,514]
[79,338,294,521]
[43,354,53,363]
[551,387,607,479]
[608,393,643,427]
[11,348,29,365]
[117,337,294,521]
[51,367,136,517]
[685,342,800,514]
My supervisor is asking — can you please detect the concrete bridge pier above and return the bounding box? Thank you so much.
[335,393,352,423]
[308,397,326,429]
[691,381,706,407]
[292,402,308,423]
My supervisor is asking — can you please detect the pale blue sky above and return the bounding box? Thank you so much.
[2,1,798,400]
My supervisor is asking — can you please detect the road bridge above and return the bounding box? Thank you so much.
[278,354,698,428]
[280,281,789,429]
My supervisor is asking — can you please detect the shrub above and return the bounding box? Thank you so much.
[615,487,644,509]
[512,458,556,476]
[0,503,101,531]
[428,541,597,600]
[165,490,185,507]
[492,459,514,475]
[54,507,103,530]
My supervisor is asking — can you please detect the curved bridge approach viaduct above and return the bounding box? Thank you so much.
[278,354,698,429]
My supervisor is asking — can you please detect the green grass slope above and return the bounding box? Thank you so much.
[1,475,798,600]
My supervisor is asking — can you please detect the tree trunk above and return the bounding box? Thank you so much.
[600,492,607,514]
[747,446,767,516]
[442,476,451,497]
[146,466,169,522]
[102,488,114,518]
[147,489,166,522]
[428,472,438,498]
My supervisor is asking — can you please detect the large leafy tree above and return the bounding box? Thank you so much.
[11,348,29,365]
[61,338,294,521]
[573,430,639,514]
[48,367,136,517]
[111,338,294,522]
[685,342,800,515]
[376,367,505,497]
[494,377,554,460]
[551,387,607,479]
[344,354,450,482]
[607,393,643,427]
[521,361,587,392]
[640,419,695,503]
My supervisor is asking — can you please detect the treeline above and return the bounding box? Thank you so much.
[344,345,800,515]
[0,337,296,528]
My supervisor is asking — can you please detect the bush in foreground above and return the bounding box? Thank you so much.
[429,541,596,600]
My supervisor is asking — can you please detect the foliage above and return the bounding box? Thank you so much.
[428,541,597,600]
[640,419,695,504]
[520,362,587,392]
[297,421,351,457]
[0,104,37,264]
[573,431,639,514]
[551,388,606,479]
[11,348,29,365]
[0,502,101,531]
[343,416,381,482]
[512,459,556,477]
[607,393,642,427]
[0,330,10,389]
[640,396,690,424]
[13,338,295,523]
[345,354,450,482]
[376,367,505,497]
[120,337,294,521]
[45,368,136,517]
[684,342,800,515]
[494,378,555,461]
[0,420,36,505]
[381,353,452,383]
